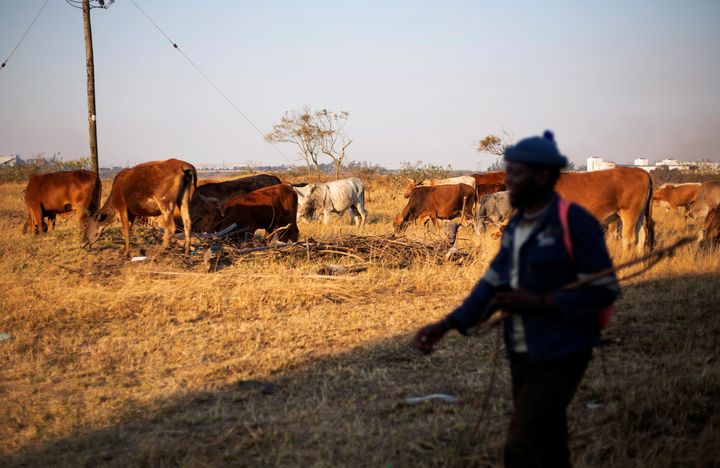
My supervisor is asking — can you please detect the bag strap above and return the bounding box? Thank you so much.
[558,197,574,261]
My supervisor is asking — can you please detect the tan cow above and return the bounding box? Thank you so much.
[653,183,701,215]
[82,158,196,255]
[686,181,720,219]
[197,174,281,206]
[403,176,476,198]
[23,169,101,236]
[555,167,654,253]
[698,205,720,245]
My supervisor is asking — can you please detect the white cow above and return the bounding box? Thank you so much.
[295,178,368,226]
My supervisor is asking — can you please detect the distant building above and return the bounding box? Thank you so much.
[634,158,650,166]
[586,157,616,171]
[0,155,20,167]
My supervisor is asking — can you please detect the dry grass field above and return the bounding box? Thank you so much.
[1,174,719,467]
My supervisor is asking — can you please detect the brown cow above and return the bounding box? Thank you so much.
[82,158,196,255]
[698,205,720,245]
[217,184,299,243]
[23,170,101,236]
[471,171,506,187]
[686,181,720,219]
[555,167,654,253]
[653,183,701,215]
[394,183,476,232]
[197,174,281,206]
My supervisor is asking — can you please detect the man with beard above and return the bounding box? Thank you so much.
[413,131,619,468]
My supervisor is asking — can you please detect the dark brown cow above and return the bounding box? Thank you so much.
[698,205,720,245]
[82,158,196,255]
[393,183,476,232]
[217,184,299,242]
[653,183,701,215]
[23,170,101,236]
[197,174,281,206]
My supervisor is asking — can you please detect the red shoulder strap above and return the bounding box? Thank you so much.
[558,197,574,261]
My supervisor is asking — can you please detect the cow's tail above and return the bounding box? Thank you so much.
[642,173,655,251]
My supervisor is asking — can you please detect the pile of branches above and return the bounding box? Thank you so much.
[193,234,460,272]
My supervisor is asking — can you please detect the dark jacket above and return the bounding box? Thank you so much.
[447,195,620,362]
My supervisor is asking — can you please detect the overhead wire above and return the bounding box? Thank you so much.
[1,0,50,71]
[128,0,294,165]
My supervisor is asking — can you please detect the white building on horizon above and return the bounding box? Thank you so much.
[586,157,616,172]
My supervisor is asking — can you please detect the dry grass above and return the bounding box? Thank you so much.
[0,176,718,467]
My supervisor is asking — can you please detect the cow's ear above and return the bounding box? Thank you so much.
[97,213,108,223]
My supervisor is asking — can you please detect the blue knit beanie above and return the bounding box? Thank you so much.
[503,130,568,168]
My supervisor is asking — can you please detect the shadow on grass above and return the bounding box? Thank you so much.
[4,273,720,467]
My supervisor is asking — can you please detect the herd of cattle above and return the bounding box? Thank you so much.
[20,158,720,255]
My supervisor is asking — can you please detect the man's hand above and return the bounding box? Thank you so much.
[495,288,551,314]
[412,319,451,355]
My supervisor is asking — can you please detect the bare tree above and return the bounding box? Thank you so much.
[265,105,323,178]
[477,129,514,171]
[316,109,352,179]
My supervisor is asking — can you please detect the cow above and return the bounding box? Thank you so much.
[296,178,368,226]
[652,183,701,215]
[698,205,720,245]
[23,169,101,236]
[471,171,506,187]
[554,167,655,253]
[403,175,476,198]
[181,194,224,233]
[394,183,476,232]
[686,181,720,220]
[474,191,514,235]
[82,158,196,255]
[217,184,299,243]
[196,174,282,206]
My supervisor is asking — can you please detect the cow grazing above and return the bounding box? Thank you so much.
[403,175,476,198]
[296,178,368,226]
[82,158,196,255]
[394,183,476,232]
[217,184,299,242]
[181,194,224,233]
[23,170,101,236]
[686,181,720,220]
[554,167,655,253]
[653,183,701,215]
[196,174,281,206]
[698,205,720,245]
[475,191,514,235]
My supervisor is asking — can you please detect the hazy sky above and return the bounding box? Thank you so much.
[1,0,719,170]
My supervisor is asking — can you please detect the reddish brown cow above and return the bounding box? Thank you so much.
[475,182,506,199]
[698,205,720,245]
[554,168,654,253]
[23,170,101,236]
[197,174,281,206]
[471,171,506,187]
[217,184,299,242]
[393,183,476,232]
[653,183,701,215]
[82,159,196,255]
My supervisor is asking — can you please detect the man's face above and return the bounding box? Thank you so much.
[505,161,549,209]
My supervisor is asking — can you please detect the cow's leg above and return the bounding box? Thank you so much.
[28,204,42,235]
[46,213,57,232]
[119,210,132,256]
[322,209,330,225]
[179,186,192,255]
[161,207,175,252]
[619,210,639,254]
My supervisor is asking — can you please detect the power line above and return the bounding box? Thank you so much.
[129,0,294,165]
[1,0,50,71]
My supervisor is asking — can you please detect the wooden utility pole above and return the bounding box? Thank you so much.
[82,0,99,174]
